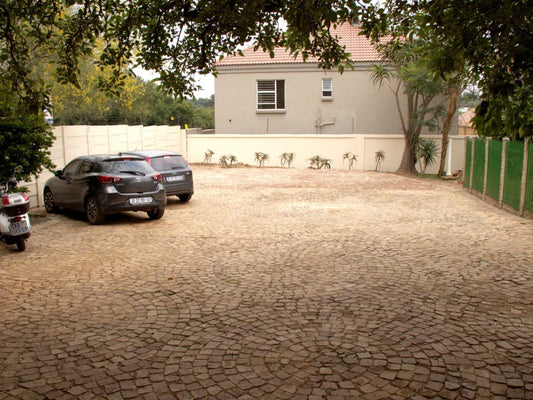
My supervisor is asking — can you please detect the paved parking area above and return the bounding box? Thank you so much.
[1,165,532,400]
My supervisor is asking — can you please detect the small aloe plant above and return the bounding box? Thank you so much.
[228,154,238,166]
[343,152,358,170]
[375,150,385,171]
[321,158,332,169]
[219,154,237,167]
[308,155,332,169]
[308,155,321,169]
[203,149,214,163]
[280,152,295,168]
[219,155,229,168]
[254,152,269,167]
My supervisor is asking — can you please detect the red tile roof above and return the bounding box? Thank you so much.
[459,109,476,127]
[216,23,384,66]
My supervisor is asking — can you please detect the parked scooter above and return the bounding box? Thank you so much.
[0,167,31,251]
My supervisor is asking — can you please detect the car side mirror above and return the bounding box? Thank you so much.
[55,170,63,178]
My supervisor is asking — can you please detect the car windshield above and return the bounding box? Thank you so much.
[100,160,154,175]
[151,155,188,170]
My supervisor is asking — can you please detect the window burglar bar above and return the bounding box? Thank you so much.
[257,80,285,110]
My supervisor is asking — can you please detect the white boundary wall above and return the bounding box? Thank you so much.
[26,125,466,207]
[188,133,466,173]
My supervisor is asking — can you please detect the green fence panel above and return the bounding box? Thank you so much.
[503,141,524,210]
[486,140,502,201]
[464,139,472,188]
[472,138,486,193]
[525,143,533,212]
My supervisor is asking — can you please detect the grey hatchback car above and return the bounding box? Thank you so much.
[43,155,166,224]
[119,150,194,202]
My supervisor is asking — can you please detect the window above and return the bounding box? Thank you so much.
[322,78,332,99]
[62,159,83,177]
[257,80,285,110]
[101,160,153,175]
[150,155,188,171]
[81,160,96,173]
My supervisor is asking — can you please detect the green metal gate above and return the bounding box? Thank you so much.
[464,139,472,188]
[486,140,502,201]
[503,141,524,210]
[525,143,533,212]
[472,138,486,193]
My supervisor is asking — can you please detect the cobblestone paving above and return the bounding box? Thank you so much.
[1,165,532,400]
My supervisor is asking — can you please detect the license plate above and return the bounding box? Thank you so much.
[129,197,152,205]
[166,175,185,182]
[10,221,29,235]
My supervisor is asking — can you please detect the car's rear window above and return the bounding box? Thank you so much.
[100,159,154,175]
[150,155,188,170]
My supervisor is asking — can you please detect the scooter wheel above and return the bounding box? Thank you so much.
[15,236,26,252]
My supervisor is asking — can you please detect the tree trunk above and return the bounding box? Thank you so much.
[396,133,418,174]
[438,86,461,176]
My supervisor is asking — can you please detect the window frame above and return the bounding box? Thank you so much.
[322,78,333,100]
[256,80,285,112]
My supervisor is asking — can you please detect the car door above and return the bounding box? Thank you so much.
[68,160,94,211]
[52,159,83,207]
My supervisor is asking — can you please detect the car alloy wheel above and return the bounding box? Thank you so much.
[44,188,59,213]
[86,196,104,225]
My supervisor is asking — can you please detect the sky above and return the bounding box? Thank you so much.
[195,74,214,99]
[134,67,214,99]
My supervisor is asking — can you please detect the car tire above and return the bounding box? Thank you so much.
[147,207,165,220]
[86,196,104,225]
[43,188,59,213]
[178,193,192,203]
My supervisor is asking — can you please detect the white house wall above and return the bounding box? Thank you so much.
[214,64,453,136]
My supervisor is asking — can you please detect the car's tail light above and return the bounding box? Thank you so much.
[145,156,151,165]
[97,175,122,184]
[152,173,162,182]
[21,193,28,201]
[1,196,9,206]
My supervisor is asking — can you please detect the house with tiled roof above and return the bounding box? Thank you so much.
[214,23,413,136]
